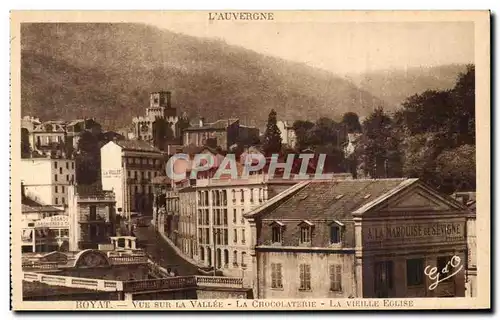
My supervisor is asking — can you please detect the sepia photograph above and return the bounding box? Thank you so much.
[9,10,490,310]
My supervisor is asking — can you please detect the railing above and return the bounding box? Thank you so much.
[22,272,124,292]
[109,255,148,265]
[195,276,244,288]
[123,276,197,292]
[22,261,60,270]
[78,195,115,202]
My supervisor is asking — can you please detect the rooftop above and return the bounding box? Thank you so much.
[114,140,162,153]
[22,196,63,213]
[184,118,239,131]
[249,178,416,220]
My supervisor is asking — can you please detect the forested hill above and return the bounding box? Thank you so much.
[21,23,385,130]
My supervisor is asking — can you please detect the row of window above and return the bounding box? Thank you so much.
[54,197,65,205]
[199,246,248,268]
[125,157,161,166]
[270,263,342,292]
[271,224,343,245]
[36,135,64,145]
[197,227,247,246]
[197,208,246,226]
[197,188,265,206]
[127,170,159,181]
[54,174,74,183]
[53,161,75,170]
[54,185,66,194]
[130,185,155,196]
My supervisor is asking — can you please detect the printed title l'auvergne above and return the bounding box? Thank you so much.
[21,75,476,301]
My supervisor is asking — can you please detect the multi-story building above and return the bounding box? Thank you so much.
[246,178,470,299]
[178,186,197,259]
[277,120,297,149]
[20,157,76,206]
[22,118,101,157]
[67,184,117,251]
[101,140,165,219]
[192,173,300,278]
[183,118,260,150]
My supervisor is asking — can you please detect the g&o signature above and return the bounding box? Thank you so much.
[424,255,463,290]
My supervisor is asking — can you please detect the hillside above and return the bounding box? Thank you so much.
[346,64,468,110]
[21,23,386,130]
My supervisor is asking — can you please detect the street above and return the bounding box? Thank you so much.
[134,225,199,276]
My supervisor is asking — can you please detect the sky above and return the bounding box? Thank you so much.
[146,19,474,75]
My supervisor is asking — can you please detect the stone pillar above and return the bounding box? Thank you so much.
[248,218,258,298]
[123,292,134,301]
[131,238,137,250]
[353,218,363,298]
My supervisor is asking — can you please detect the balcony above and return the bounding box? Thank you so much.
[77,194,115,202]
[79,215,110,223]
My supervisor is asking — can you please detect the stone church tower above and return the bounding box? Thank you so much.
[132,91,180,149]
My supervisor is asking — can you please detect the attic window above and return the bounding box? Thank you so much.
[270,221,284,244]
[363,194,371,199]
[335,194,344,200]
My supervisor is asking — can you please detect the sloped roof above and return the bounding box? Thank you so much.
[258,179,415,221]
[22,197,63,213]
[114,140,162,153]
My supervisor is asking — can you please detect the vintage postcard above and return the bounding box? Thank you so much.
[10,10,490,311]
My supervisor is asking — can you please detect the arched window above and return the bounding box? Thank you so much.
[241,251,247,268]
[233,250,238,266]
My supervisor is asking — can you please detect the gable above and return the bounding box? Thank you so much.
[366,182,466,214]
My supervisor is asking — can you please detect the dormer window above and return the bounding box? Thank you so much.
[329,220,344,244]
[270,221,284,244]
[299,220,314,245]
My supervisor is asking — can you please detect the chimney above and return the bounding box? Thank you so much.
[166,91,172,109]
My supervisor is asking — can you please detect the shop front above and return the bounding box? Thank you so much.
[32,215,70,253]
[354,183,468,298]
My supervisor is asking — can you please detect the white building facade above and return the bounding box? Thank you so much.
[193,175,297,278]
[20,157,76,206]
[277,120,297,149]
[101,140,164,219]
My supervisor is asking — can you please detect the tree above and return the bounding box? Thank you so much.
[342,112,362,133]
[75,131,101,185]
[21,128,31,158]
[360,107,402,178]
[435,144,475,193]
[292,120,315,151]
[400,133,442,186]
[449,64,475,146]
[262,109,282,155]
